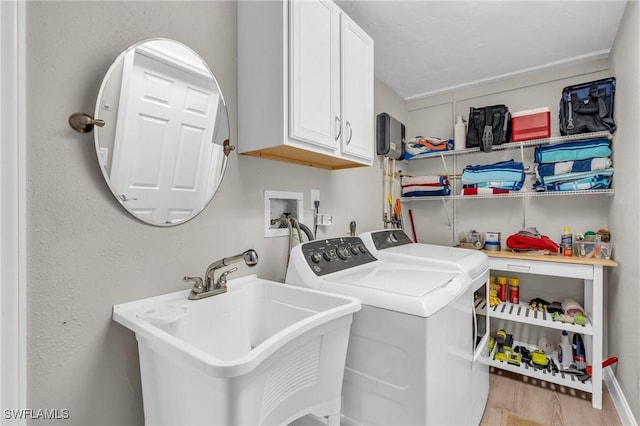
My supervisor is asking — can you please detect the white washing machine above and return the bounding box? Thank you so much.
[359,229,490,425]
[286,237,475,426]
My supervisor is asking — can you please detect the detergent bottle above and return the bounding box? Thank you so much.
[558,330,572,369]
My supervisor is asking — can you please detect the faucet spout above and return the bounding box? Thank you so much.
[204,249,259,291]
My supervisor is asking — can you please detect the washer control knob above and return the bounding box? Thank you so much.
[336,246,349,260]
[351,246,360,255]
[388,233,399,243]
[358,245,367,254]
[322,251,332,262]
[310,252,322,264]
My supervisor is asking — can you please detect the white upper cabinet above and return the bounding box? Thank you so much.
[238,0,374,170]
[289,0,340,151]
[340,13,374,162]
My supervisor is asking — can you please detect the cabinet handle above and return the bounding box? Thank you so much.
[346,121,353,145]
[335,116,342,141]
[506,263,531,272]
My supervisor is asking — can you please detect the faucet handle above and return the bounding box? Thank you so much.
[184,276,205,295]
[216,267,238,288]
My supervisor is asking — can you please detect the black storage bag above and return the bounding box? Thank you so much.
[559,77,616,135]
[466,105,511,152]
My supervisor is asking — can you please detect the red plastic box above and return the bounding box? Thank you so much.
[511,107,551,142]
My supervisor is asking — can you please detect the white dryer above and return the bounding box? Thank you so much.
[359,229,490,424]
[286,237,475,426]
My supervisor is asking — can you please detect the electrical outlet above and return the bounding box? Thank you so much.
[316,214,333,226]
[311,189,320,209]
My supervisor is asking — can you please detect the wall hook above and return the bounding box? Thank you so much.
[68,112,105,133]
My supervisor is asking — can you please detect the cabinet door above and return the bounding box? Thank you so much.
[289,0,340,151]
[340,13,374,162]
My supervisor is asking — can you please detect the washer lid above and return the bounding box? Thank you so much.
[384,244,488,279]
[330,263,459,297]
[319,263,470,317]
[360,230,488,279]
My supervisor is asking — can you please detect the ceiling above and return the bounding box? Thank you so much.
[335,1,628,101]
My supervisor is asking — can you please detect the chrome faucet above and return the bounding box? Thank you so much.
[184,249,259,300]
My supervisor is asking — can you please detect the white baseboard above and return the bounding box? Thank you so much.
[604,366,638,426]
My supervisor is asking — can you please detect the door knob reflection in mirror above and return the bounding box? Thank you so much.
[223,139,235,156]
[68,112,105,133]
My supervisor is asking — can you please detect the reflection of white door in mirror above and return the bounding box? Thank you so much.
[110,45,219,224]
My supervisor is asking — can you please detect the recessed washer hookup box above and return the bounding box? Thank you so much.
[511,107,551,142]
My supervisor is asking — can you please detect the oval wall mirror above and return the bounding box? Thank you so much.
[94,38,230,226]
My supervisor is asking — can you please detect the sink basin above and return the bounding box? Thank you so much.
[113,274,360,426]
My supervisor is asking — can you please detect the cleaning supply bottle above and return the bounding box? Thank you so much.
[454,116,466,151]
[561,227,573,257]
[572,333,587,369]
[558,330,572,369]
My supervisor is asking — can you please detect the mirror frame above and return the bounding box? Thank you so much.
[93,38,230,227]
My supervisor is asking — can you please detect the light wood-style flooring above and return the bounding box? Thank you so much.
[480,368,622,426]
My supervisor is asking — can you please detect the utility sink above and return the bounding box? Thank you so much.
[113,274,360,426]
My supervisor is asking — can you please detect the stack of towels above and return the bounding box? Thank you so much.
[461,159,525,195]
[401,175,451,197]
[404,136,454,159]
[533,138,614,191]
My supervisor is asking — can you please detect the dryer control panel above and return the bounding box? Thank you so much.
[301,237,377,276]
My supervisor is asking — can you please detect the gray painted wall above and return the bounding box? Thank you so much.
[609,0,640,421]
[26,2,402,425]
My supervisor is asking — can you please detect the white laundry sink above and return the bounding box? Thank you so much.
[113,274,360,426]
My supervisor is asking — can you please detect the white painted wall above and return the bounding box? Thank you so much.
[25,2,398,425]
[608,1,640,422]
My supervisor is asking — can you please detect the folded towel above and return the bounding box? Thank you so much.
[463,181,524,190]
[537,168,614,186]
[402,185,451,197]
[401,175,449,187]
[461,188,510,196]
[462,160,525,185]
[404,137,454,159]
[536,157,612,177]
[534,138,611,163]
[533,174,612,192]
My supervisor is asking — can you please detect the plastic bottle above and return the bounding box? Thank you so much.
[454,116,466,151]
[572,333,587,369]
[558,330,572,369]
[561,227,573,257]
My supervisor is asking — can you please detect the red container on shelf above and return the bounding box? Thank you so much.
[511,107,551,142]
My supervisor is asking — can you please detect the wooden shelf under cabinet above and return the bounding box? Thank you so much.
[242,146,369,170]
